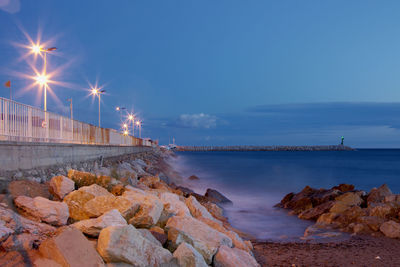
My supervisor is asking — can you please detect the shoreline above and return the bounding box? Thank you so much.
[1,147,400,266]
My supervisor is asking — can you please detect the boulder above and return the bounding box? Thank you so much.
[330,192,363,213]
[202,202,225,221]
[0,204,56,237]
[332,206,366,228]
[49,176,75,200]
[173,242,208,267]
[83,195,139,219]
[138,229,162,246]
[122,190,163,228]
[189,193,210,205]
[8,180,51,199]
[356,216,385,232]
[367,184,392,205]
[138,176,160,187]
[110,184,125,196]
[384,194,400,203]
[188,175,200,181]
[332,184,355,193]
[150,228,168,246]
[199,217,251,253]
[281,186,316,214]
[39,227,105,267]
[368,203,398,219]
[97,225,173,266]
[380,220,400,238]
[213,245,260,267]
[160,192,191,217]
[68,169,111,189]
[63,184,113,221]
[298,201,334,220]
[185,196,218,222]
[0,221,14,242]
[2,232,42,252]
[310,189,341,206]
[166,216,232,264]
[205,189,232,204]
[14,196,69,226]
[72,209,127,237]
[175,186,195,197]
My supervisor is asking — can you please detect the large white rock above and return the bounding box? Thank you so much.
[39,227,105,267]
[14,196,69,226]
[97,225,173,267]
[380,220,400,238]
[160,192,191,217]
[214,245,260,267]
[199,217,251,253]
[122,189,163,228]
[166,216,232,264]
[173,242,208,267]
[49,175,75,200]
[0,204,56,236]
[72,209,127,237]
[64,184,113,221]
[138,228,162,246]
[185,196,220,223]
[83,195,139,219]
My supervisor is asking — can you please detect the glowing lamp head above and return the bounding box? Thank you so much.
[123,130,128,135]
[31,45,42,54]
[136,121,140,126]
[123,124,127,128]
[35,74,48,86]
[128,115,134,120]
[91,88,99,95]
[116,107,120,111]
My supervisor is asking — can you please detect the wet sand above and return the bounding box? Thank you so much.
[252,235,400,267]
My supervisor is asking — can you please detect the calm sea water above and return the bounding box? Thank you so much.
[170,149,400,240]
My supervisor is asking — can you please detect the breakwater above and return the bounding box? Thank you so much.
[177,145,354,151]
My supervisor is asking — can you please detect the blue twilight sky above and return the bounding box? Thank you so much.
[1,1,400,147]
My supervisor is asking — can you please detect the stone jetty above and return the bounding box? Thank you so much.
[177,145,354,152]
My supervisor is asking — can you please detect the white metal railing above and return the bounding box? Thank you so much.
[0,97,151,146]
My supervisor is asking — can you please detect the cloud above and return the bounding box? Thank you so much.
[0,0,20,14]
[177,113,217,129]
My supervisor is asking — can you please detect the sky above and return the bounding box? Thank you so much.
[1,1,400,147]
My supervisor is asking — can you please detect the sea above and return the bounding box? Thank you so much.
[169,149,400,241]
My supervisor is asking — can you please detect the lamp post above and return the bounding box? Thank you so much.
[31,45,57,112]
[128,114,135,137]
[136,120,141,138]
[116,106,126,122]
[67,98,73,120]
[91,87,106,127]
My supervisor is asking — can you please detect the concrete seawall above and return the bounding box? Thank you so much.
[0,141,153,171]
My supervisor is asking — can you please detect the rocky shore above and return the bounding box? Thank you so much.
[251,183,400,266]
[0,148,260,267]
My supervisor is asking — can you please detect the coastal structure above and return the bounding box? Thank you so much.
[177,145,354,151]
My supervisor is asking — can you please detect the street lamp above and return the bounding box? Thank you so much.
[128,114,135,137]
[31,45,57,112]
[136,120,141,138]
[116,106,126,122]
[91,87,106,127]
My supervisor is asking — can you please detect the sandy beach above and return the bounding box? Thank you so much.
[253,235,400,266]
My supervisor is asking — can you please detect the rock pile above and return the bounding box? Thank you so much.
[277,183,400,239]
[0,149,259,267]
